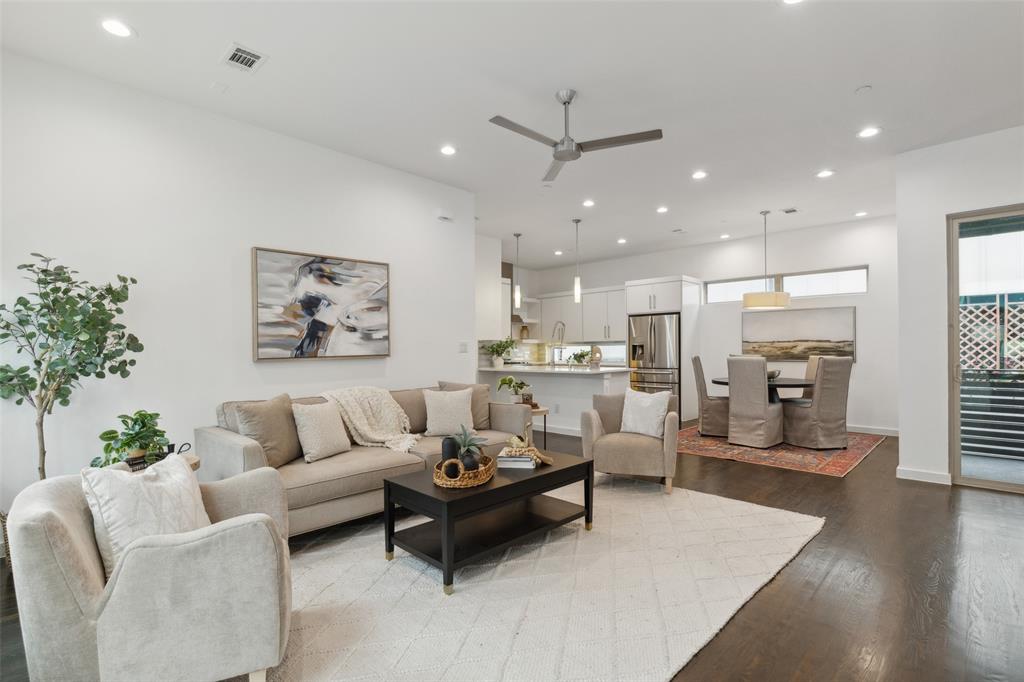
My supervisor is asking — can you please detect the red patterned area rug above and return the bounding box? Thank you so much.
[677,426,885,477]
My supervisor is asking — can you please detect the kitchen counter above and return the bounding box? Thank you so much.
[477,365,631,376]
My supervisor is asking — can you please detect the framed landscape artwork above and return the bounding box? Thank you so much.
[252,247,390,360]
[742,306,856,362]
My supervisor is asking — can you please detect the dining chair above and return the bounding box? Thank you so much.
[783,356,854,449]
[692,356,729,437]
[783,354,821,402]
[727,355,783,448]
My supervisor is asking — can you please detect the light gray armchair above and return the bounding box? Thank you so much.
[692,355,729,437]
[8,467,291,682]
[727,355,783,448]
[783,356,854,449]
[581,393,680,494]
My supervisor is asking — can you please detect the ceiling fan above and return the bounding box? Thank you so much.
[489,89,663,182]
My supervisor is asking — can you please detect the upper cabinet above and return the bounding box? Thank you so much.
[582,289,627,342]
[540,294,583,343]
[625,277,683,314]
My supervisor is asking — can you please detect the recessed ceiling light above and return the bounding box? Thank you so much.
[656,206,669,214]
[554,250,563,256]
[440,144,456,156]
[855,211,868,217]
[617,238,627,244]
[782,0,804,4]
[857,126,881,139]
[816,169,835,178]
[691,170,708,180]
[582,199,595,207]
[672,228,684,233]
[720,234,730,239]
[101,18,134,37]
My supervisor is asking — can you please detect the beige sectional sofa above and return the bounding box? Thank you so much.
[195,383,531,537]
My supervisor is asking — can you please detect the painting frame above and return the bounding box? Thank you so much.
[741,306,856,362]
[251,246,391,361]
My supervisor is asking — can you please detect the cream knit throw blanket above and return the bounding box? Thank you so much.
[321,387,419,453]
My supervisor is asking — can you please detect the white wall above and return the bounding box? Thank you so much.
[1,54,477,507]
[534,218,901,434]
[895,125,1024,485]
[475,235,502,339]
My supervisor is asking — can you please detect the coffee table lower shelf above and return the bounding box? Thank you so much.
[391,495,584,578]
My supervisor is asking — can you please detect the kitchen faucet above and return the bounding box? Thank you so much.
[549,321,566,366]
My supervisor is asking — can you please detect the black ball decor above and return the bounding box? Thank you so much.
[460,451,480,471]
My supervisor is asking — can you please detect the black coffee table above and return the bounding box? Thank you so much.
[383,451,593,594]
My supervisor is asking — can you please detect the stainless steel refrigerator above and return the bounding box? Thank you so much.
[628,313,681,399]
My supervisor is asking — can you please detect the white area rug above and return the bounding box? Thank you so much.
[272,475,824,682]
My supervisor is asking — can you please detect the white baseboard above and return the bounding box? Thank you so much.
[532,423,581,438]
[896,466,952,485]
[848,424,900,437]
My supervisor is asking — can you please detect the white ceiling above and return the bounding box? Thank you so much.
[3,1,1022,268]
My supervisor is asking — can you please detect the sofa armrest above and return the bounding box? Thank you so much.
[97,514,290,682]
[581,409,605,460]
[489,402,532,439]
[200,467,288,540]
[194,426,267,481]
[663,410,679,478]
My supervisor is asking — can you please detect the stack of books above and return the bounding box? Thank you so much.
[497,454,537,469]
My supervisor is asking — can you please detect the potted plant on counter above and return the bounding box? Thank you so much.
[92,410,170,468]
[483,337,516,369]
[497,375,530,403]
[568,349,592,367]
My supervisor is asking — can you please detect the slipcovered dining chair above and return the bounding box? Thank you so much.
[783,356,854,449]
[727,355,783,448]
[582,393,680,494]
[692,355,729,437]
[7,467,291,682]
[782,354,821,402]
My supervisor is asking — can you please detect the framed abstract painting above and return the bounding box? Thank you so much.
[741,306,856,362]
[252,247,390,360]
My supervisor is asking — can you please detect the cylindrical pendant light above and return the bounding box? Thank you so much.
[743,210,790,310]
[572,218,582,303]
[513,232,522,309]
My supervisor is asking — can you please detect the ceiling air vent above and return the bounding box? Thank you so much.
[223,44,266,73]
[781,207,798,214]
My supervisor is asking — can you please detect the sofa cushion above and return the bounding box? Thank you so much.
[218,395,327,432]
[592,431,664,476]
[437,381,491,430]
[390,388,430,433]
[276,446,424,509]
[292,401,352,462]
[423,387,475,436]
[410,430,513,468]
[234,394,303,468]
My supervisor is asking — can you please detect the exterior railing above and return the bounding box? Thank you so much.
[960,369,1024,461]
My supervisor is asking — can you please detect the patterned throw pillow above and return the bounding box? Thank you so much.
[620,388,671,439]
[293,401,352,462]
[81,454,211,578]
[423,387,476,436]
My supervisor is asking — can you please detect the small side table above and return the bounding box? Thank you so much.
[532,407,550,449]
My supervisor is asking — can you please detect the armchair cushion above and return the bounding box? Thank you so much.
[80,454,211,578]
[592,431,667,476]
[621,388,671,438]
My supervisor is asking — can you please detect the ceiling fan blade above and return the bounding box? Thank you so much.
[542,160,565,182]
[577,129,663,153]
[490,116,558,147]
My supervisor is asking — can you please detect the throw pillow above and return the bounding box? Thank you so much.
[423,387,475,436]
[437,381,491,430]
[234,393,302,467]
[81,454,211,578]
[620,388,671,439]
[292,401,352,462]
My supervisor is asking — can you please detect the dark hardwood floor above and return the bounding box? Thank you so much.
[3,431,1023,681]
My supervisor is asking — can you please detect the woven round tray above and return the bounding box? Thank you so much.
[433,455,496,489]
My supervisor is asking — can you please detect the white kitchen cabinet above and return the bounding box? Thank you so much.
[625,277,683,314]
[581,289,627,342]
[540,294,582,343]
[500,279,512,339]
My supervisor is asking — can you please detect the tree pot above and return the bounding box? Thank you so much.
[492,356,504,369]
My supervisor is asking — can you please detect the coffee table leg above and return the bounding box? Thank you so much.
[442,509,454,594]
[384,482,394,560]
[585,460,594,531]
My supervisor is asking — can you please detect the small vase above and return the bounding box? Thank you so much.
[492,356,504,369]
[127,448,147,460]
[441,437,459,461]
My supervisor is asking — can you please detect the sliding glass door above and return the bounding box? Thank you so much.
[950,204,1024,492]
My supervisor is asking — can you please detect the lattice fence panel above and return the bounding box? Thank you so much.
[960,303,1000,369]
[1003,301,1024,369]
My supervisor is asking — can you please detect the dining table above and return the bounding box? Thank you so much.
[711,376,814,403]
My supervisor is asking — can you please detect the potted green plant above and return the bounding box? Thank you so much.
[450,424,487,472]
[91,410,170,468]
[497,375,530,403]
[483,337,516,369]
[568,349,591,366]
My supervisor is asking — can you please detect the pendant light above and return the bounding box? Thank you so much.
[572,218,582,303]
[513,232,522,309]
[742,210,790,310]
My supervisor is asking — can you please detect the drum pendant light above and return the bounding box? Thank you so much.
[572,218,582,303]
[743,210,790,310]
[513,232,522,309]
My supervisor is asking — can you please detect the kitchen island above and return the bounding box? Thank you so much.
[477,365,631,437]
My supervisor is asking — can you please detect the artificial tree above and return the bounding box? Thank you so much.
[0,254,143,480]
